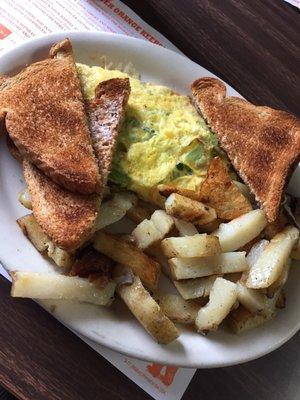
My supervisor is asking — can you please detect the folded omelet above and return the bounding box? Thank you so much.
[77,63,222,205]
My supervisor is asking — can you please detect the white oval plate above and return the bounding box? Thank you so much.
[0,31,299,368]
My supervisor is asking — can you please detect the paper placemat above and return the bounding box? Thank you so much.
[0,1,196,399]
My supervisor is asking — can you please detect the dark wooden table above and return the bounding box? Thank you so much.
[1,1,300,399]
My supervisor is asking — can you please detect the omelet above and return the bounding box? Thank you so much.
[77,63,222,204]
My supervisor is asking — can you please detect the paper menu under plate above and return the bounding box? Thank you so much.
[78,335,196,400]
[0,1,196,399]
[0,0,179,53]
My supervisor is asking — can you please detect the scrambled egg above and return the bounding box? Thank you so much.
[77,64,221,204]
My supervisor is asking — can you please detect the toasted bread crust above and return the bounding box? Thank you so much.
[86,78,130,194]
[0,39,100,194]
[191,77,300,222]
[23,160,99,250]
[0,78,7,136]
[17,77,129,250]
[6,135,23,162]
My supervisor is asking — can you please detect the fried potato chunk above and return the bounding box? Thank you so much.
[246,226,299,289]
[116,272,179,344]
[291,239,300,260]
[169,252,248,280]
[174,276,218,299]
[94,192,137,231]
[157,184,201,202]
[165,193,216,226]
[132,210,174,249]
[18,188,32,209]
[213,209,267,252]
[126,202,153,224]
[161,234,221,258]
[198,157,252,220]
[11,271,116,306]
[93,231,160,291]
[17,214,74,268]
[174,218,198,236]
[195,277,237,332]
[227,305,270,334]
[236,282,266,313]
[159,294,202,324]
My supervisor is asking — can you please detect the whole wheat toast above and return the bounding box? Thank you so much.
[18,77,130,250]
[86,77,130,193]
[23,160,99,250]
[191,77,300,222]
[6,77,131,191]
[6,135,23,162]
[0,39,100,194]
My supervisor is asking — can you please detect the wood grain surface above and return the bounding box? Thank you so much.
[1,1,300,399]
[125,0,300,117]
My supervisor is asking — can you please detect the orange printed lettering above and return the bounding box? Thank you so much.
[102,0,114,9]
[147,363,179,386]
[0,24,11,40]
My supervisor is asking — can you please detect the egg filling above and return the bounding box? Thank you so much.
[77,64,222,204]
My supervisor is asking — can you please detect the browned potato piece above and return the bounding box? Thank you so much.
[18,214,49,252]
[233,181,254,203]
[197,219,223,233]
[93,231,160,291]
[266,259,291,298]
[126,203,152,224]
[275,291,286,309]
[224,272,243,283]
[228,288,284,333]
[291,239,300,260]
[157,184,201,202]
[17,214,74,268]
[159,294,201,324]
[174,276,218,299]
[161,234,221,258]
[198,157,252,220]
[117,275,179,344]
[174,219,198,236]
[165,193,216,226]
[169,252,248,280]
[146,241,171,278]
[236,282,266,313]
[227,305,271,334]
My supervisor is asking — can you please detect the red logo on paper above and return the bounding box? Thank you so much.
[147,363,179,386]
[0,24,11,40]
